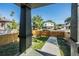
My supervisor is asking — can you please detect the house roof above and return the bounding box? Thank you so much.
[0,18,11,23]
[0,20,11,23]
[43,20,55,24]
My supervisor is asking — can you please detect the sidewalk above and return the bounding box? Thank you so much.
[41,36,61,56]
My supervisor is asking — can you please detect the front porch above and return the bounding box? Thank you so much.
[18,3,77,56]
[0,3,79,56]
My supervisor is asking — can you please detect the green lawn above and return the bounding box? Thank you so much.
[0,42,19,56]
[57,38,71,56]
[32,36,48,49]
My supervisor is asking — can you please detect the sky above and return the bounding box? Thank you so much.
[0,3,71,24]
[32,3,71,24]
[0,3,20,23]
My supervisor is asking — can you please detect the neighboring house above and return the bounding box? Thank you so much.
[43,21,55,30]
[0,17,11,34]
[55,24,65,30]
[64,17,71,32]
[65,22,70,30]
[64,22,70,33]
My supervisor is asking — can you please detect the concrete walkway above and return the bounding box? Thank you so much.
[20,36,61,56]
[41,37,61,56]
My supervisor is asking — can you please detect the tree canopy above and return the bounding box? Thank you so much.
[7,19,17,29]
[32,15,44,29]
[10,11,15,17]
[65,17,71,24]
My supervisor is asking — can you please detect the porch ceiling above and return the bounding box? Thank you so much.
[16,3,52,9]
[31,3,52,8]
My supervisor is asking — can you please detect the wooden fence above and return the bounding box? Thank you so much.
[0,30,70,46]
[0,33,19,46]
[32,30,69,38]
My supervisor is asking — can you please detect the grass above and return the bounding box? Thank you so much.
[0,42,19,56]
[57,38,71,56]
[32,36,48,49]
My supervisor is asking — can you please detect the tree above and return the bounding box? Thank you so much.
[7,19,17,29]
[11,19,17,29]
[65,17,71,24]
[32,15,44,29]
[7,11,17,29]
[10,11,15,17]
